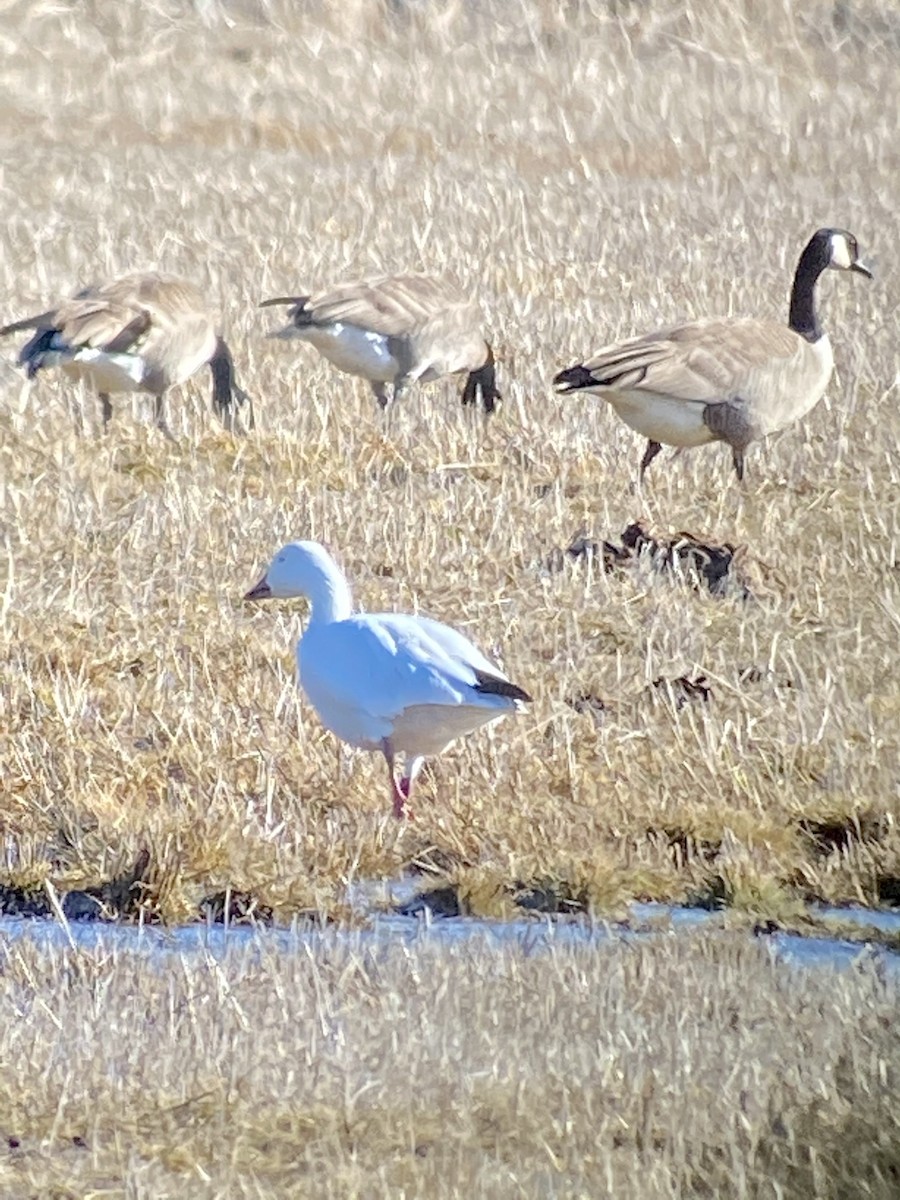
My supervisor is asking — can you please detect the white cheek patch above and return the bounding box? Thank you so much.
[829,233,853,269]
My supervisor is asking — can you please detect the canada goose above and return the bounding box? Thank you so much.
[0,271,253,439]
[244,540,530,818]
[261,271,501,413]
[554,228,872,480]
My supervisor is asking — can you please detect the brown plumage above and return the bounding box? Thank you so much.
[0,271,253,438]
[555,228,871,480]
[262,271,501,413]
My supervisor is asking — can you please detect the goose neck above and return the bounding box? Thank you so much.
[788,241,826,342]
[306,566,353,625]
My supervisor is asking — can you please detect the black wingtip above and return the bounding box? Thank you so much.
[260,295,315,331]
[17,327,61,377]
[553,363,597,393]
[259,295,311,310]
[0,311,52,338]
[473,669,532,704]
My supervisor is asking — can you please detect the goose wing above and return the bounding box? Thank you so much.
[411,615,530,701]
[555,318,803,405]
[300,612,527,728]
[265,274,464,339]
[1,292,151,355]
[1,273,206,357]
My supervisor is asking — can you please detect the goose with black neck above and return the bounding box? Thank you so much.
[554,228,872,481]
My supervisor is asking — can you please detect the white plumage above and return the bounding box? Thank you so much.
[244,541,530,817]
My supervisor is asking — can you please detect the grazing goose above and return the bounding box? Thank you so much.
[0,271,253,439]
[244,541,530,818]
[261,271,502,413]
[554,228,872,480]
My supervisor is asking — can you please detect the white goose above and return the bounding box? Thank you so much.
[244,541,531,818]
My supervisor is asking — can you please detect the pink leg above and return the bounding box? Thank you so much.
[391,776,410,820]
[382,739,411,820]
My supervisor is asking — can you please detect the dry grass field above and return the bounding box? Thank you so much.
[0,924,897,1197]
[1,0,900,1191]
[1,0,897,927]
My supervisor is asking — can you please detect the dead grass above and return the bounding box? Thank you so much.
[0,925,897,1198]
[0,0,899,931]
[1,2,899,1193]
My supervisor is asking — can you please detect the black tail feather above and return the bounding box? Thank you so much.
[553,363,599,392]
[19,328,62,377]
[259,295,313,328]
[473,668,532,704]
[259,295,310,309]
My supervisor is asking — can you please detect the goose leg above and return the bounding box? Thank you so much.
[401,756,425,797]
[732,448,745,481]
[154,395,177,443]
[372,382,390,410]
[233,384,255,431]
[99,392,113,429]
[219,399,235,433]
[639,439,662,481]
[381,738,409,819]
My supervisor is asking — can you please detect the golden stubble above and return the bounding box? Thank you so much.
[0,0,897,927]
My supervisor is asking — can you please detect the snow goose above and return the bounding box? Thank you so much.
[261,271,502,413]
[0,271,253,439]
[554,228,871,480]
[244,541,530,817]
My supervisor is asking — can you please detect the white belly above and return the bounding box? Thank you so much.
[61,349,148,394]
[311,697,506,759]
[388,702,507,756]
[301,323,400,383]
[301,667,508,759]
[607,389,715,448]
[299,664,390,751]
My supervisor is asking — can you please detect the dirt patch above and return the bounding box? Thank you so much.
[0,884,52,919]
[647,826,722,867]
[650,674,712,709]
[199,889,274,925]
[396,885,462,919]
[513,877,589,914]
[0,850,151,922]
[798,810,890,857]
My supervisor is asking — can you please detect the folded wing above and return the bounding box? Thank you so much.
[556,318,803,406]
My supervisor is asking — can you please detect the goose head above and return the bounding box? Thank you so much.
[244,541,353,622]
[814,228,873,278]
